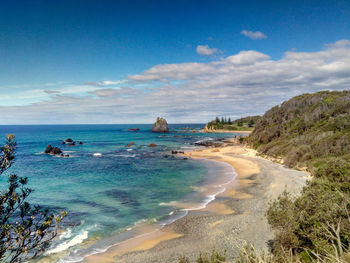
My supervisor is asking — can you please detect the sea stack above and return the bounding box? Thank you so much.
[151,117,169,133]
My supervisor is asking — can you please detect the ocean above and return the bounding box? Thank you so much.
[0,124,238,262]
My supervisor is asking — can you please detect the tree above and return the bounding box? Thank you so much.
[215,117,220,123]
[248,119,254,127]
[0,135,67,262]
[221,117,225,124]
[228,117,232,125]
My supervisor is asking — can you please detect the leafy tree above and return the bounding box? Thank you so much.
[248,119,254,127]
[0,135,67,263]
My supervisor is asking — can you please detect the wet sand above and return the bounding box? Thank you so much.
[82,144,307,263]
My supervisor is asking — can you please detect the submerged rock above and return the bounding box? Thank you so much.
[44,145,63,155]
[151,117,169,133]
[148,143,157,147]
[127,128,140,132]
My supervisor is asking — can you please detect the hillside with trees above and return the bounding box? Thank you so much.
[205,115,260,131]
[247,90,350,172]
[246,90,350,262]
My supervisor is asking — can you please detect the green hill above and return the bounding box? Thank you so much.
[247,90,350,173]
[205,115,260,131]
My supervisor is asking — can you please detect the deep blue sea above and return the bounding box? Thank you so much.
[0,124,238,262]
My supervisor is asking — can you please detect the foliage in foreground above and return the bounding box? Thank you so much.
[266,157,350,262]
[0,135,67,263]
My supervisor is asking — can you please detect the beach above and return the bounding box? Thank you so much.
[81,141,308,263]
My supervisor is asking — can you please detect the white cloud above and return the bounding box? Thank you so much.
[196,45,219,56]
[0,40,350,124]
[241,30,267,40]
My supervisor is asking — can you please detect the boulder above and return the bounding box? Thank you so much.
[148,143,157,147]
[65,138,74,143]
[44,145,62,155]
[151,117,169,133]
[127,128,140,132]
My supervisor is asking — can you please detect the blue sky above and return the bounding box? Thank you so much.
[1,0,350,123]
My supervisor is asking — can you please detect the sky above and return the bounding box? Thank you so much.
[1,0,350,124]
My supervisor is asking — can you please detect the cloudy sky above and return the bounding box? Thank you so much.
[1,0,350,124]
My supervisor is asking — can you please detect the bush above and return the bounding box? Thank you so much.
[266,158,350,261]
[0,135,67,262]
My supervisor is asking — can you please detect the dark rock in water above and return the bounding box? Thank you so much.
[127,128,140,132]
[44,145,62,155]
[61,138,83,146]
[172,150,184,154]
[148,143,156,147]
[183,157,188,160]
[194,140,223,147]
[164,155,169,158]
[151,117,169,133]
[126,142,135,147]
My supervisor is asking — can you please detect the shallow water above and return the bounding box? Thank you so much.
[0,124,238,262]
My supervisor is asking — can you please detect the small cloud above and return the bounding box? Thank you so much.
[84,80,125,86]
[44,90,61,94]
[241,30,267,40]
[102,80,125,85]
[196,45,219,56]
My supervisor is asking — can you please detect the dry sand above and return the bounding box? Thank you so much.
[82,144,307,263]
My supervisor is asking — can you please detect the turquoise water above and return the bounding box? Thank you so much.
[0,124,237,262]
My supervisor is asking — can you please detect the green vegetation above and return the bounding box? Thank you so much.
[179,249,226,263]
[246,91,350,262]
[0,135,66,262]
[180,90,350,262]
[206,116,260,131]
[247,90,350,171]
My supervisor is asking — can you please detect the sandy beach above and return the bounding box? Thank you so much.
[82,142,307,263]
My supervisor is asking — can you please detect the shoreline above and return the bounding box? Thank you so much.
[80,142,308,263]
[202,129,252,134]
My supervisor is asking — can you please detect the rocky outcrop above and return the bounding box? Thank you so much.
[151,117,169,133]
[148,143,156,147]
[61,138,83,146]
[44,145,63,155]
[194,140,223,147]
